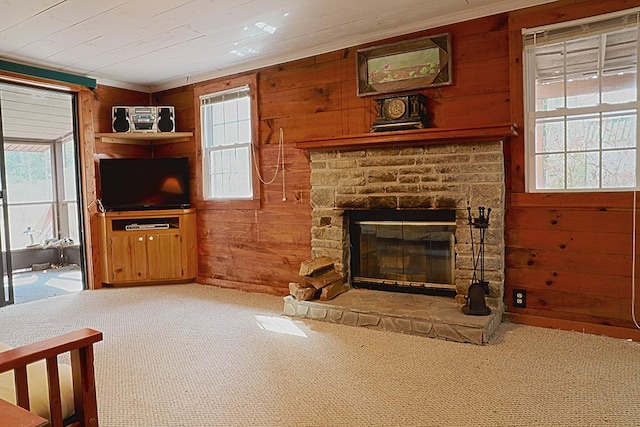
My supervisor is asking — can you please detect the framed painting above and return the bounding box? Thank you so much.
[356,33,452,96]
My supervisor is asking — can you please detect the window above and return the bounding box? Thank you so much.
[201,86,253,200]
[524,10,640,192]
[3,139,79,249]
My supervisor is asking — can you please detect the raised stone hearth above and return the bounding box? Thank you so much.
[284,289,501,344]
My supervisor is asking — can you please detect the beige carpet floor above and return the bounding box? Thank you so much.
[0,283,638,426]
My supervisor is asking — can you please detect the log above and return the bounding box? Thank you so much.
[301,268,343,290]
[299,256,334,276]
[296,277,316,288]
[320,281,347,301]
[289,282,318,301]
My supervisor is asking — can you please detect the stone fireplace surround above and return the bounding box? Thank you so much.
[309,139,506,307]
[284,126,517,344]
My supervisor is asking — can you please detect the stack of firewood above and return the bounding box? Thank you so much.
[289,256,347,301]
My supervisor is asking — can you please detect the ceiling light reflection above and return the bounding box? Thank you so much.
[255,21,277,34]
[230,47,260,57]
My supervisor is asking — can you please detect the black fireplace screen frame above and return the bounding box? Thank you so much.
[348,209,457,296]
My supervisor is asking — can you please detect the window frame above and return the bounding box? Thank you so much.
[523,9,640,193]
[194,74,261,209]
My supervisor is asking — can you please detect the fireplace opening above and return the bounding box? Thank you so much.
[348,210,456,296]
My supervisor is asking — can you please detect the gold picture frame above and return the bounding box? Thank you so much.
[356,33,452,97]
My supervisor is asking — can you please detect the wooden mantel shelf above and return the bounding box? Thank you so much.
[294,123,518,152]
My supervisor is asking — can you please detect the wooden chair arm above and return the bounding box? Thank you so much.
[0,398,49,427]
[0,329,103,372]
[0,328,103,427]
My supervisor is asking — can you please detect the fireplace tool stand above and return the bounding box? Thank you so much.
[462,206,492,316]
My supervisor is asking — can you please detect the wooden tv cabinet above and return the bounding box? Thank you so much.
[98,208,197,286]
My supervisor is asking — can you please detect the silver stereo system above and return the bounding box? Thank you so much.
[111,106,175,133]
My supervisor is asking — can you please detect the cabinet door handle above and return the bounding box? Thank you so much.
[138,236,144,242]
[148,236,154,241]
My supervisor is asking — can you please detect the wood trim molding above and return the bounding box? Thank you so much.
[0,71,87,92]
[510,191,636,209]
[294,123,518,152]
[77,88,99,291]
[193,73,262,209]
[505,312,640,341]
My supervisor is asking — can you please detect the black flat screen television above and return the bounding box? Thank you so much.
[99,157,190,211]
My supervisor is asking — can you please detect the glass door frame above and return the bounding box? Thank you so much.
[0,99,14,306]
[0,81,86,306]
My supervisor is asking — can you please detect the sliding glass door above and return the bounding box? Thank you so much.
[0,118,13,306]
[0,82,85,305]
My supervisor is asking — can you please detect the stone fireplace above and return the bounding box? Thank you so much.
[284,126,516,343]
[308,140,506,310]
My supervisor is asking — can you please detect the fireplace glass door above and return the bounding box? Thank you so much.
[351,219,456,294]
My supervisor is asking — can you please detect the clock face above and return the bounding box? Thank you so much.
[384,98,406,120]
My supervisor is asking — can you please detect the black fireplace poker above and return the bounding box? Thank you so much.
[462,205,492,316]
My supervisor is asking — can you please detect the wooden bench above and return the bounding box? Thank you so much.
[0,328,103,427]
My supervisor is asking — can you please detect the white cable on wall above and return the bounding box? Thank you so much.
[631,12,640,330]
[632,191,640,329]
[251,127,286,202]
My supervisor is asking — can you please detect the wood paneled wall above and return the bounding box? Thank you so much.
[91,86,151,157]
[89,0,640,339]
[506,0,640,339]
[86,86,151,289]
[148,13,514,296]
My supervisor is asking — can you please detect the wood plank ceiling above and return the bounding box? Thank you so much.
[0,0,563,142]
[0,0,559,92]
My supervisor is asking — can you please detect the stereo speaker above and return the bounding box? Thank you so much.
[157,106,175,133]
[112,107,131,133]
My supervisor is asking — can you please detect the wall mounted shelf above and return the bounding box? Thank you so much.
[95,132,193,145]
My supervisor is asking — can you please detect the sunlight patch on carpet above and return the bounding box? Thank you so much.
[45,276,83,292]
[254,315,307,337]
[12,274,39,287]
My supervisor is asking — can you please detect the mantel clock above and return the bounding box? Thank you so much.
[370,93,429,132]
